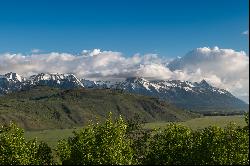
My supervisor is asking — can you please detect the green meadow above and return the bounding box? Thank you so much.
[24,115,246,148]
[145,115,246,130]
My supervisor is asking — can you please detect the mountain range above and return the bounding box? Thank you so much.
[0,72,248,113]
[0,86,199,130]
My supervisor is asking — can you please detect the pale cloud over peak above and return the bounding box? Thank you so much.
[0,47,249,102]
[168,46,249,102]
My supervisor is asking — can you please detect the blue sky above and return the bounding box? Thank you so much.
[0,0,248,57]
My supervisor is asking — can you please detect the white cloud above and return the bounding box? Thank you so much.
[0,47,249,102]
[135,64,173,80]
[82,48,101,56]
[242,30,249,35]
[168,46,249,102]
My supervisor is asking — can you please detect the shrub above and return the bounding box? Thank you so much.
[145,123,193,165]
[126,114,152,164]
[57,112,135,165]
[0,122,53,165]
[145,122,249,165]
[192,123,249,165]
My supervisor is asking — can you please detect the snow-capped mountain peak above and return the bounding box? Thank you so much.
[198,79,211,88]
[28,73,84,88]
[125,77,148,83]
[0,72,84,94]
[4,72,24,82]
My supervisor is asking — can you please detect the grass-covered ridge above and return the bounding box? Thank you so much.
[0,86,199,130]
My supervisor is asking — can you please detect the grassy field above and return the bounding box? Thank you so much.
[145,115,246,130]
[24,115,246,148]
[25,127,82,148]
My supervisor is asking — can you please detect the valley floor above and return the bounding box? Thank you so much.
[145,115,245,130]
[24,115,245,148]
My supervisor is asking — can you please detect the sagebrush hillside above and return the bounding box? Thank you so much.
[0,86,199,130]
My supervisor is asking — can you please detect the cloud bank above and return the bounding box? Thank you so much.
[0,47,249,102]
[168,47,249,102]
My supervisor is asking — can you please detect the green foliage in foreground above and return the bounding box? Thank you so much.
[145,123,249,165]
[0,123,54,165]
[57,113,135,165]
[1,112,249,165]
